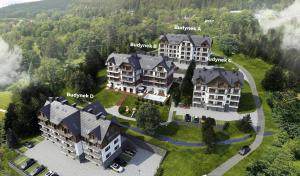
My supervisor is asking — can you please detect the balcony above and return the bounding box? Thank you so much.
[107,67,119,73]
[193,93,202,97]
[85,155,101,164]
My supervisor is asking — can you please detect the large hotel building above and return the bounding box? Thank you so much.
[106,53,175,96]
[38,97,122,168]
[158,34,212,65]
[192,68,244,112]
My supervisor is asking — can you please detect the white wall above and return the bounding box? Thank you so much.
[101,135,121,162]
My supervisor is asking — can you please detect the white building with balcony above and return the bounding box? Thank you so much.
[106,53,175,96]
[192,68,244,112]
[159,34,212,65]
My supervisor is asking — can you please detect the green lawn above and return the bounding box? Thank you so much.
[26,162,39,174]
[18,135,44,153]
[120,95,170,121]
[124,127,254,176]
[156,123,202,142]
[0,112,4,121]
[0,91,12,109]
[238,81,256,113]
[13,155,28,166]
[232,54,276,130]
[95,86,123,108]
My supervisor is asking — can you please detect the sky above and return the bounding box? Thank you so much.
[0,0,41,8]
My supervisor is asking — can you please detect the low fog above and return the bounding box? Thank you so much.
[0,38,23,88]
[255,0,300,49]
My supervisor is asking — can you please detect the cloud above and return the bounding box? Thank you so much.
[0,38,23,88]
[0,0,41,8]
[255,0,300,49]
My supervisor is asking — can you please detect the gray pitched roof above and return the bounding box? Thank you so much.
[192,68,244,87]
[40,98,114,144]
[106,53,174,71]
[107,53,141,70]
[160,34,212,47]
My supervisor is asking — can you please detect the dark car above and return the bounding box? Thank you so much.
[124,148,136,157]
[239,145,251,156]
[193,117,200,123]
[30,165,45,176]
[20,158,35,170]
[115,157,128,167]
[185,114,191,122]
[24,142,34,149]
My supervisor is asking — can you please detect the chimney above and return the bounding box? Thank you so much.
[95,112,104,120]
[87,108,93,113]
[61,100,68,105]
[49,97,53,102]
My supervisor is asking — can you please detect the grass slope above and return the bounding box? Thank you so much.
[0,91,12,109]
[238,81,256,113]
[224,54,278,175]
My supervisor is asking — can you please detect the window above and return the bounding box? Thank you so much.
[105,146,110,152]
[114,138,119,144]
[106,152,111,159]
[114,145,119,151]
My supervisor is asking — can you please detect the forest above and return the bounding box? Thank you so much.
[0,0,299,175]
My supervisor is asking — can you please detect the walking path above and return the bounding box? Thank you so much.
[0,109,7,113]
[117,122,272,147]
[106,106,136,121]
[208,62,265,176]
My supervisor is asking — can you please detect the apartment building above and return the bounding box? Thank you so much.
[38,97,122,168]
[159,34,212,65]
[192,68,244,112]
[106,53,175,96]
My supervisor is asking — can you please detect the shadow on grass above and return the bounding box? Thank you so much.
[156,122,179,136]
[238,93,256,113]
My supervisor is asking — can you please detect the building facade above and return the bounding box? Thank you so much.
[192,68,244,112]
[38,97,122,168]
[158,34,212,65]
[106,53,175,96]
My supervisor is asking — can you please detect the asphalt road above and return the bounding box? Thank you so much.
[208,62,265,176]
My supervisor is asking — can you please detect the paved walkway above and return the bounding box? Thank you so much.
[173,106,258,127]
[208,62,265,176]
[106,106,136,121]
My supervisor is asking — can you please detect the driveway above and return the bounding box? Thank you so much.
[25,140,162,176]
[208,62,265,176]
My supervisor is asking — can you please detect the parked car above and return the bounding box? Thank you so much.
[124,148,136,157]
[21,158,35,170]
[31,165,46,176]
[137,86,146,93]
[239,145,251,156]
[185,114,192,122]
[193,117,200,123]
[24,142,34,149]
[46,171,59,176]
[110,163,124,173]
[115,157,127,167]
[31,165,45,176]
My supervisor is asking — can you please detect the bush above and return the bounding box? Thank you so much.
[236,114,253,133]
[118,106,126,114]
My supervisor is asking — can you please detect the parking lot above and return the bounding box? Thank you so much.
[24,140,162,176]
